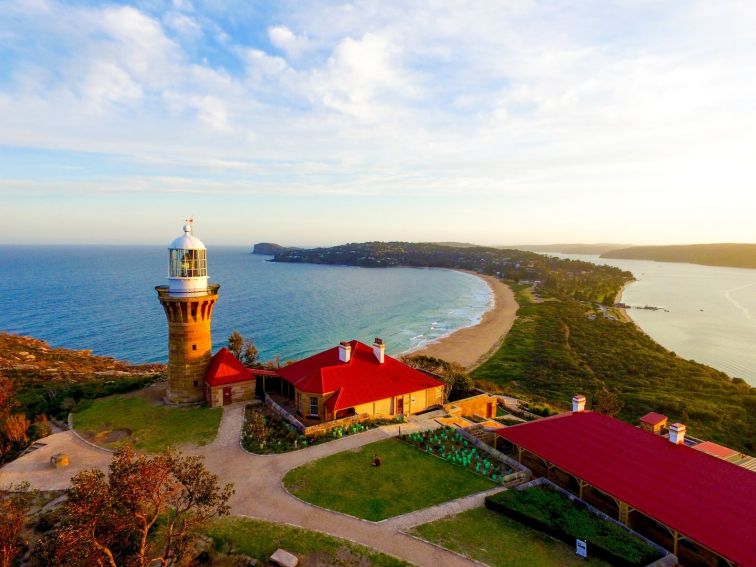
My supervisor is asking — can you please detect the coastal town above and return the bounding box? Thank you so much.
[1,221,753,567]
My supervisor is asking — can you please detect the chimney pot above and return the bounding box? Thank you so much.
[669,423,686,445]
[572,394,586,413]
[373,338,385,363]
[338,341,352,363]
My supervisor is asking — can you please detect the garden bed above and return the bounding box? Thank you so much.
[401,426,512,482]
[242,405,403,454]
[485,485,662,567]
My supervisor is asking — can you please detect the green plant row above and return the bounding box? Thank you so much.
[485,487,660,567]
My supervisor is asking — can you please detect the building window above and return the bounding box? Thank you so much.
[193,381,198,387]
[309,397,318,417]
[192,344,197,351]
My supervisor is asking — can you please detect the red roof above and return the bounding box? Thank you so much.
[639,411,668,426]
[277,340,443,411]
[204,348,256,387]
[496,411,756,565]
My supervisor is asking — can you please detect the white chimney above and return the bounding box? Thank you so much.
[373,338,385,364]
[338,341,352,363]
[572,394,586,413]
[669,423,686,445]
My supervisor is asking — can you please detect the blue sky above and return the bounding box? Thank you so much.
[1,0,755,245]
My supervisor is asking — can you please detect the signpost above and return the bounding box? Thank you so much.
[576,539,587,558]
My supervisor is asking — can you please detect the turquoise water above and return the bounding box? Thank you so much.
[0,246,492,364]
[556,254,756,385]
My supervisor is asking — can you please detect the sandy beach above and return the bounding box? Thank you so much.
[410,271,519,370]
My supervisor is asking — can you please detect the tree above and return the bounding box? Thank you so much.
[0,482,35,567]
[227,331,259,368]
[43,446,233,567]
[2,414,30,445]
[593,388,624,417]
[401,355,473,402]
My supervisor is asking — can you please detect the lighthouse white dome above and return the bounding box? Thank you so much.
[169,222,206,250]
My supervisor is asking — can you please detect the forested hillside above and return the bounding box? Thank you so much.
[602,243,756,269]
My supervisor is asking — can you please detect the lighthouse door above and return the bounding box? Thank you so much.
[222,387,232,405]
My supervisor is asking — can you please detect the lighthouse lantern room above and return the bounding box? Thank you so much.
[156,218,220,404]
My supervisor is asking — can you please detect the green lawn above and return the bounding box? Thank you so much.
[411,508,612,567]
[73,395,222,453]
[206,516,409,567]
[283,438,495,521]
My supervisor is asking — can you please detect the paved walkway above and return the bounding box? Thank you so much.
[0,430,112,490]
[1,406,481,566]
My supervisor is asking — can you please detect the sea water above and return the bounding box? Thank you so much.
[556,254,756,385]
[0,246,492,364]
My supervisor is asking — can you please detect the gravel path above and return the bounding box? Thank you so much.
[1,405,482,566]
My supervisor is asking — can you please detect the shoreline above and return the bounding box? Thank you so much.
[408,270,519,370]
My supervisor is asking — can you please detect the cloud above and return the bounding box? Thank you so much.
[268,25,310,59]
[1,0,756,244]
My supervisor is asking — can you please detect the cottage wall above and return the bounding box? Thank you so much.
[207,380,255,408]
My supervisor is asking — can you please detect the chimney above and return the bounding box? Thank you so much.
[669,423,686,445]
[338,341,352,363]
[373,338,385,364]
[572,394,586,413]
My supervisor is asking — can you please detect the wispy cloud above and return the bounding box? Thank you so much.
[1,0,755,244]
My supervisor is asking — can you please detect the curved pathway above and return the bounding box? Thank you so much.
[1,405,482,566]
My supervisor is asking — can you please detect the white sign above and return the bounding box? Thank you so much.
[576,539,587,558]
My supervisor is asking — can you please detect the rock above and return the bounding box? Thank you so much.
[270,548,299,567]
[50,453,69,468]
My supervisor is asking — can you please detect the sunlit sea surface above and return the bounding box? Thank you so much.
[556,254,756,385]
[0,246,492,364]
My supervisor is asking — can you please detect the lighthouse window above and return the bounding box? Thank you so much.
[169,249,207,278]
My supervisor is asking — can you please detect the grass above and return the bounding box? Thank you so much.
[283,438,495,521]
[206,516,409,567]
[73,395,222,453]
[411,508,612,567]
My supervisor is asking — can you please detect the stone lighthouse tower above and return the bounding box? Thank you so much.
[155,219,220,404]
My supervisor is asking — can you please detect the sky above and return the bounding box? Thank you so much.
[1,0,755,246]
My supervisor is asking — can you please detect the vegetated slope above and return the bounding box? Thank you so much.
[472,289,755,453]
[510,243,634,255]
[273,242,632,305]
[601,243,756,269]
[1,332,164,418]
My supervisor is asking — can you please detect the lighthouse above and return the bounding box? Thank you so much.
[155,218,220,404]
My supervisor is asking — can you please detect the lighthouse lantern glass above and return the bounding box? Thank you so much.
[169,249,207,278]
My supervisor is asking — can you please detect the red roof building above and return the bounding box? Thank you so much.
[495,410,756,566]
[277,339,444,421]
[203,347,275,407]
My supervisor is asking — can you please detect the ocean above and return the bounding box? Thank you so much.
[0,246,492,364]
[556,254,756,385]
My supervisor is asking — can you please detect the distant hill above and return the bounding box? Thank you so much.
[508,243,634,255]
[252,242,301,255]
[601,243,756,269]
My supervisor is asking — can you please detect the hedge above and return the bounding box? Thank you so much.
[485,486,661,567]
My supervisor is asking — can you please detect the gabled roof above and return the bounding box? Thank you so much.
[277,340,443,411]
[204,348,256,387]
[639,411,668,426]
[496,411,756,566]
